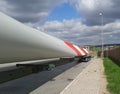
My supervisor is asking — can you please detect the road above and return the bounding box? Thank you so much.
[0,61,90,94]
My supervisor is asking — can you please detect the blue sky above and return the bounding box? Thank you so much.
[46,3,78,21]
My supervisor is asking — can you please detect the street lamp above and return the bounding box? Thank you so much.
[99,12,104,58]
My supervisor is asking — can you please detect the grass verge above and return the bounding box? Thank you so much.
[103,58,120,94]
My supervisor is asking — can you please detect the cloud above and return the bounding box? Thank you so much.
[0,0,67,23]
[1,0,120,26]
[70,0,120,25]
[38,19,120,45]
[0,0,120,45]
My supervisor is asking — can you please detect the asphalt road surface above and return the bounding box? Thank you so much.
[0,61,90,94]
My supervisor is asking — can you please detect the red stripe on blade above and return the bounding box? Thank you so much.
[64,41,82,56]
[80,47,87,55]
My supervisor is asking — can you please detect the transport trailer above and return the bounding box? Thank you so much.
[80,48,91,62]
[0,12,90,65]
[0,12,77,64]
[0,58,74,83]
[0,12,91,83]
[80,55,91,62]
[0,12,76,83]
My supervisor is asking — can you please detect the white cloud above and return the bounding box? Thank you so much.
[70,0,119,25]
[0,0,67,23]
[38,19,120,45]
[79,0,96,11]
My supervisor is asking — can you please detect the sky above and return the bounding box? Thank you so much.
[0,0,120,45]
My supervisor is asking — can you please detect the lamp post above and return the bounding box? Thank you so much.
[99,12,104,58]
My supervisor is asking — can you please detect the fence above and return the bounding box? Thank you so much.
[98,47,120,65]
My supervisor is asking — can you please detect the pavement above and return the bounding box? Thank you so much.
[60,57,104,94]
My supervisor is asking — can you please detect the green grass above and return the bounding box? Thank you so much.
[103,58,120,94]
